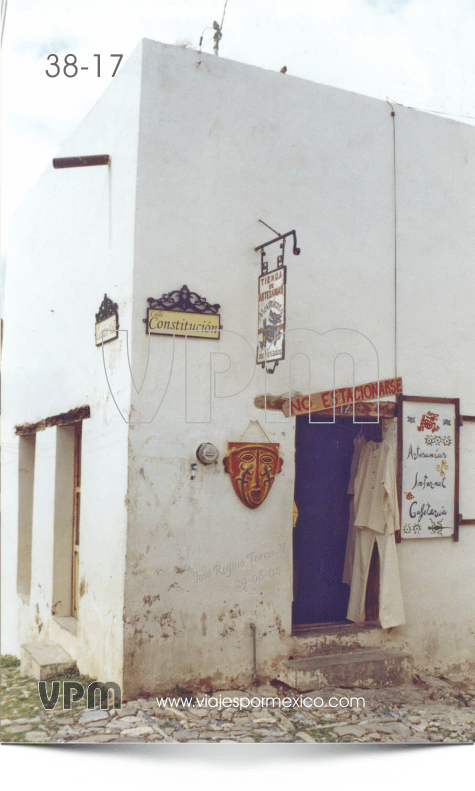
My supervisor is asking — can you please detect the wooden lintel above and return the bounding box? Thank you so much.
[53,155,110,169]
[254,394,286,411]
[15,405,90,435]
[254,396,397,419]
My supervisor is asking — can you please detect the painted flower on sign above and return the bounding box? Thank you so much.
[417,411,440,433]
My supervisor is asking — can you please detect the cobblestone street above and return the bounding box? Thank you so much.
[1,659,474,745]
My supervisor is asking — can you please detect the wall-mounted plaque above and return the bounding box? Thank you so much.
[95,294,119,345]
[397,396,459,540]
[257,266,286,366]
[144,285,221,339]
[146,309,220,339]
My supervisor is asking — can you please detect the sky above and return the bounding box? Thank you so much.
[1,0,475,789]
[1,0,475,282]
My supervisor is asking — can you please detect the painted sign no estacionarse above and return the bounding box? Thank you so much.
[282,376,403,417]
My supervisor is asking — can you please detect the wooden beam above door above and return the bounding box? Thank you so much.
[254,396,397,419]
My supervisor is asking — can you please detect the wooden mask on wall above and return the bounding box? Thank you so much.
[223,442,283,509]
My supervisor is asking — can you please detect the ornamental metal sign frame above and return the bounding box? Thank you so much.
[143,284,221,340]
[95,293,119,346]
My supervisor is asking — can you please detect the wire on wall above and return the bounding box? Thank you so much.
[389,97,475,121]
[386,98,397,381]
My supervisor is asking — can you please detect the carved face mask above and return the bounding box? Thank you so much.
[223,442,283,509]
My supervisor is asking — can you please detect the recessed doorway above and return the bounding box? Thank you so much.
[292,415,381,628]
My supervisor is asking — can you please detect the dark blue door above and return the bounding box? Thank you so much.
[293,417,368,625]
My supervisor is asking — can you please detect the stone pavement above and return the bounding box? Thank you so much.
[1,663,474,744]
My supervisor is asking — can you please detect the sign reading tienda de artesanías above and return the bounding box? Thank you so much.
[400,398,459,539]
[257,266,286,365]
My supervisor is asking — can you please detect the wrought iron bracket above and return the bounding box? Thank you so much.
[95,293,119,327]
[147,284,220,315]
[262,360,279,374]
[255,230,300,275]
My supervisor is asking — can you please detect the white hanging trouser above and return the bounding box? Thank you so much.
[346,525,405,629]
[346,440,405,629]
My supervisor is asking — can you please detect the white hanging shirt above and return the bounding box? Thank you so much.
[348,434,367,496]
[342,434,367,585]
[353,440,399,535]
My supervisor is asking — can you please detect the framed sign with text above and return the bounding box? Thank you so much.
[397,396,459,541]
[144,285,221,340]
[95,293,119,345]
[256,266,286,367]
[146,309,220,339]
[254,227,300,372]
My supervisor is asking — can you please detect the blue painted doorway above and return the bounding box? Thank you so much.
[292,416,380,626]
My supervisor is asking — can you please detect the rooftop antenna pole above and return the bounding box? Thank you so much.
[213,0,229,56]
[212,20,222,56]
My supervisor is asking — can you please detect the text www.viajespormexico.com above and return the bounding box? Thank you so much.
[156,694,365,711]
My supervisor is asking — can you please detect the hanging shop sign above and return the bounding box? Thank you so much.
[282,376,403,417]
[223,442,283,509]
[397,396,459,541]
[257,267,286,367]
[255,227,300,372]
[95,293,119,345]
[144,285,220,339]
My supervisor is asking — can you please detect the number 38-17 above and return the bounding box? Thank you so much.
[46,54,123,78]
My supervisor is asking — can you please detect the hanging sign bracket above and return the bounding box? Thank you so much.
[255,227,300,275]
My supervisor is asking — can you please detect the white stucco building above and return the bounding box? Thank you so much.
[2,39,474,697]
